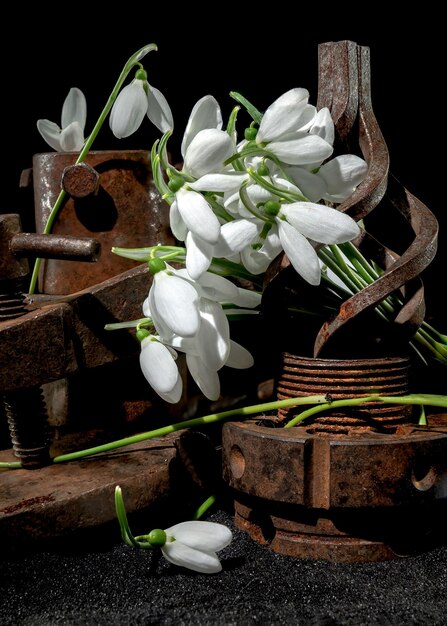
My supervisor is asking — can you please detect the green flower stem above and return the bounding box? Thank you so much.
[114,486,141,547]
[3,393,447,470]
[0,460,22,469]
[192,495,217,520]
[285,393,447,428]
[52,395,327,464]
[28,43,158,295]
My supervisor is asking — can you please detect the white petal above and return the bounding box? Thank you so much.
[169,200,188,242]
[162,542,222,574]
[142,296,151,318]
[281,202,360,244]
[226,340,254,369]
[268,135,333,166]
[231,288,262,308]
[185,231,213,280]
[181,95,223,158]
[36,119,63,151]
[109,80,147,139]
[146,84,173,133]
[277,220,321,285]
[176,188,221,244]
[183,129,234,178]
[186,354,220,400]
[213,219,258,257]
[319,155,368,201]
[189,173,248,193]
[240,227,282,274]
[165,521,233,551]
[139,338,181,395]
[196,272,239,302]
[156,375,183,404]
[59,122,85,152]
[309,107,335,145]
[257,88,310,143]
[196,299,230,370]
[153,272,200,337]
[286,166,327,202]
[168,335,199,355]
[61,87,86,130]
[149,285,175,340]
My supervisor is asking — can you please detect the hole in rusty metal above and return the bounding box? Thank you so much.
[411,462,437,492]
[230,445,245,479]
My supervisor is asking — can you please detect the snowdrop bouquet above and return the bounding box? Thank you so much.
[34,42,447,410]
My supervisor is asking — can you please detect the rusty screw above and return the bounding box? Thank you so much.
[0,214,101,467]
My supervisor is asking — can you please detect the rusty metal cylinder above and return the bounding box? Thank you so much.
[10,233,101,262]
[276,353,413,432]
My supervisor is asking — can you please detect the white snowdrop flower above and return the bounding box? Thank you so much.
[110,69,173,138]
[139,335,182,404]
[37,87,86,152]
[149,521,233,574]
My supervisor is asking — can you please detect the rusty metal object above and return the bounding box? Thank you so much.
[0,433,181,551]
[222,417,447,562]
[276,354,412,431]
[10,233,100,262]
[263,42,438,358]
[32,149,173,294]
[61,162,100,198]
[3,387,50,468]
[314,43,438,355]
[222,41,445,563]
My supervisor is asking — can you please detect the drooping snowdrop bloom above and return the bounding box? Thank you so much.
[142,265,258,402]
[275,201,360,285]
[181,95,223,158]
[115,486,233,574]
[37,87,86,152]
[285,154,368,204]
[255,89,334,166]
[145,521,233,574]
[147,260,201,338]
[139,333,182,403]
[110,68,173,138]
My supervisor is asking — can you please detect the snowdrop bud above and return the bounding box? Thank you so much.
[148,258,167,274]
[147,529,167,547]
[109,78,148,139]
[244,127,258,141]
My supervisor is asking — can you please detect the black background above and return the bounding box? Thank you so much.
[2,10,444,317]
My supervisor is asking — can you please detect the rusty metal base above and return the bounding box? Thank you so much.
[223,418,447,562]
[0,432,182,551]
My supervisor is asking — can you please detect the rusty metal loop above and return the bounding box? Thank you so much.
[264,41,439,358]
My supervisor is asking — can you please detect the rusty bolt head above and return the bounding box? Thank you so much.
[61,163,100,198]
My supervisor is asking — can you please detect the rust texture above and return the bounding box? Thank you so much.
[223,418,447,562]
[263,41,438,357]
[276,354,412,431]
[10,233,101,262]
[32,149,173,294]
[222,41,446,562]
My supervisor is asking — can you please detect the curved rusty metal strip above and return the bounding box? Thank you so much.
[317,40,359,139]
[314,178,438,356]
[313,43,438,355]
[336,45,390,222]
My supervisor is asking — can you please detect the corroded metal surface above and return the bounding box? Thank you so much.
[0,434,180,550]
[222,418,447,561]
[10,232,100,262]
[223,40,444,562]
[32,150,173,294]
[276,354,412,431]
[263,41,438,358]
